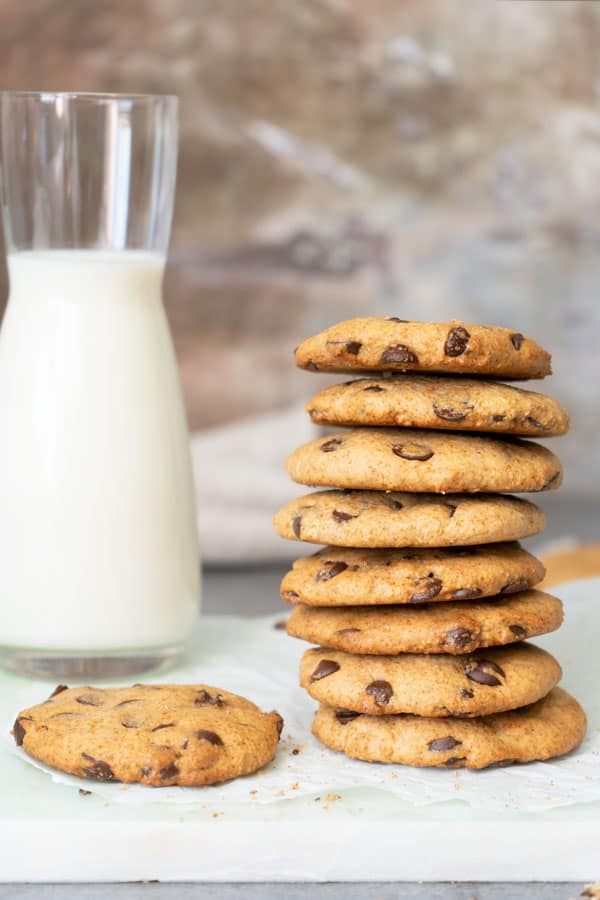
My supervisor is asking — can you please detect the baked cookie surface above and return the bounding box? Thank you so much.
[295,318,552,379]
[273,490,546,548]
[12,684,283,787]
[286,429,562,494]
[287,590,563,655]
[280,543,545,606]
[300,644,561,717]
[307,375,569,436]
[312,688,586,769]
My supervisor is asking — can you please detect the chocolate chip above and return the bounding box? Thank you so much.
[444,326,470,357]
[292,516,302,538]
[386,317,409,322]
[335,628,362,635]
[79,789,92,796]
[365,680,393,707]
[540,471,561,491]
[140,766,153,777]
[445,629,476,652]
[114,699,142,708]
[81,754,115,781]
[510,332,524,350]
[363,385,386,392]
[13,717,27,746]
[282,590,300,603]
[306,361,319,371]
[460,688,475,699]
[464,659,506,686]
[392,442,434,461]
[432,404,470,422]
[121,718,140,728]
[316,561,348,581]
[428,736,462,752]
[380,344,418,365]
[335,708,361,724]
[326,339,362,355]
[151,723,174,732]
[159,763,180,780]
[310,659,340,682]
[409,577,442,602]
[273,619,288,630]
[320,438,343,453]
[182,739,189,750]
[275,715,284,738]
[525,416,545,430]
[451,587,482,600]
[49,711,81,718]
[195,689,225,707]
[445,502,457,518]
[509,624,527,638]
[332,509,358,523]
[389,498,404,510]
[196,730,224,746]
[491,414,506,422]
[444,757,467,767]
[76,693,105,707]
[292,748,300,755]
[483,758,516,769]
[48,684,69,699]
[500,580,529,595]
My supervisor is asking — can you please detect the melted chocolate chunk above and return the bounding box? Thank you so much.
[510,332,524,350]
[292,516,302,539]
[282,590,300,603]
[335,708,361,725]
[151,723,174,732]
[392,442,434,461]
[444,756,467,767]
[365,680,393,707]
[500,580,529,595]
[320,438,343,453]
[491,414,506,422]
[460,688,475,699]
[326,339,362,356]
[76,693,105,707]
[445,629,476,652]
[114,699,142,708]
[316,561,348,582]
[483,758,516,769]
[196,730,224,746]
[379,344,418,365]
[451,587,482,600]
[195,689,225,707]
[444,326,470,357]
[332,509,358,523]
[12,717,27,747]
[409,577,442,602]
[464,658,506,687]
[48,684,69,699]
[363,384,386,392]
[159,763,180,780]
[81,754,115,781]
[428,736,462,752]
[432,404,469,422]
[49,711,81,719]
[310,659,340,682]
[525,416,545,430]
[509,624,527,638]
[335,627,362,636]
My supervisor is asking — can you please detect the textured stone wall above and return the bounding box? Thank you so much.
[1,0,599,492]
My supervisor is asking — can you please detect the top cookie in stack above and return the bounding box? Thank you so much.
[274,317,587,771]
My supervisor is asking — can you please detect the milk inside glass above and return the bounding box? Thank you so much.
[0,250,199,650]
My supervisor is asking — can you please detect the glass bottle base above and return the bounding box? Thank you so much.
[0,644,183,680]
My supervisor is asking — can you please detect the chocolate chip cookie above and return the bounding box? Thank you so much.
[12,684,283,787]
[281,543,545,606]
[273,490,546,548]
[300,644,561,717]
[286,429,562,494]
[306,375,569,436]
[295,318,552,379]
[287,590,563,655]
[312,688,586,769]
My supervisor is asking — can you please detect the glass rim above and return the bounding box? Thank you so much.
[0,90,178,104]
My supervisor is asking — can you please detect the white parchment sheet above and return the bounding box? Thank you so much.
[5,577,600,813]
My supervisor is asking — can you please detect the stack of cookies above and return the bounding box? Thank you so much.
[273,318,587,770]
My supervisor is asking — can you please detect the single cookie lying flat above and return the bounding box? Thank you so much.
[273,491,546,548]
[295,318,552,379]
[286,429,562,494]
[287,590,563,655]
[12,684,283,787]
[312,688,586,769]
[300,644,561,717]
[280,543,545,606]
[307,375,569,436]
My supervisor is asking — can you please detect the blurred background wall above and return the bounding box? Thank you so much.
[1,0,598,561]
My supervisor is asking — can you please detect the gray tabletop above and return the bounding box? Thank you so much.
[3,496,598,898]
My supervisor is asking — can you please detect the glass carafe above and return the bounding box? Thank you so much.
[0,92,200,678]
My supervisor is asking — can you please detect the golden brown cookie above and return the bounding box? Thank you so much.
[287,590,563,655]
[286,429,562,494]
[300,644,561,717]
[12,684,283,787]
[306,375,569,436]
[312,688,586,769]
[280,543,545,606]
[273,490,546,548]
[295,318,552,378]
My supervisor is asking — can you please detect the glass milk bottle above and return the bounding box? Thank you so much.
[0,92,200,677]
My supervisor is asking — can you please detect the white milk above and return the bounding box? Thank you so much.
[0,251,199,650]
